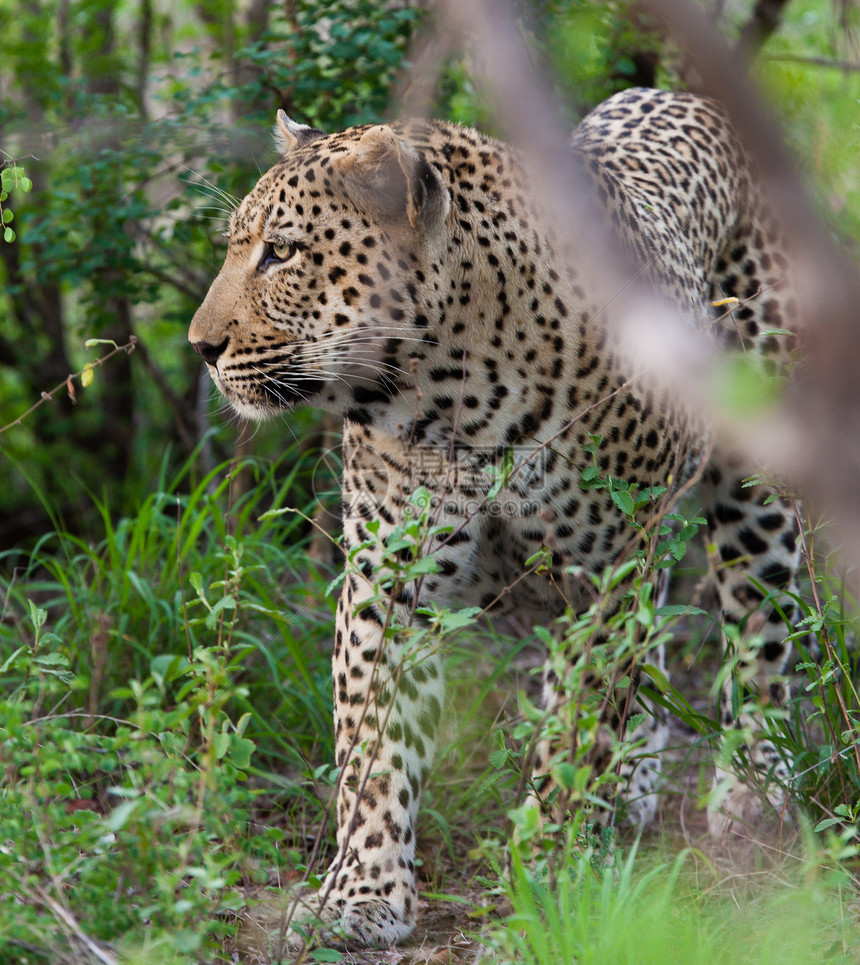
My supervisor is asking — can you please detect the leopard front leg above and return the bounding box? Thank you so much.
[702,457,800,835]
[305,426,481,946]
[522,557,677,834]
[315,568,444,946]
[267,569,442,952]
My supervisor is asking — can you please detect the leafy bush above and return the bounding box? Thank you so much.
[0,452,336,963]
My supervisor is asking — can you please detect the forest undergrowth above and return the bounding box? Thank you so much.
[1,421,859,964]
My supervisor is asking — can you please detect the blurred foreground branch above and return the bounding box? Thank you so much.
[646,0,860,560]
[430,0,860,566]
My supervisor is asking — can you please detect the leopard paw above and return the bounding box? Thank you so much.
[236,881,416,959]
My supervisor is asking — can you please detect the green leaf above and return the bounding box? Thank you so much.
[0,646,26,674]
[814,817,843,833]
[207,593,237,624]
[33,652,70,669]
[172,930,203,953]
[730,677,741,720]
[517,689,544,724]
[150,653,189,684]
[229,735,255,769]
[404,556,439,577]
[310,950,344,963]
[655,604,707,617]
[716,356,783,416]
[486,473,504,500]
[434,605,482,631]
[489,747,508,769]
[552,762,578,791]
[640,663,671,693]
[214,732,230,760]
[612,487,635,516]
[28,600,48,631]
[3,226,15,243]
[105,798,140,832]
[626,713,647,733]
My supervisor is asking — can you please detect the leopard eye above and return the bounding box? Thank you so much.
[260,241,303,270]
[272,241,299,261]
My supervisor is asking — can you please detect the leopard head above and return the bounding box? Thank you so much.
[189,112,451,421]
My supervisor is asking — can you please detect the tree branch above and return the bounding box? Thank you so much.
[646,0,860,563]
[132,339,198,454]
[736,0,793,58]
[763,53,860,72]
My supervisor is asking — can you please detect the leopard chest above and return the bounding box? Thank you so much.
[345,373,700,620]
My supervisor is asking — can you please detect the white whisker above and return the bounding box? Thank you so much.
[180,165,241,209]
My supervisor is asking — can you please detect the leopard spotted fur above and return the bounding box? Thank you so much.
[190,88,801,947]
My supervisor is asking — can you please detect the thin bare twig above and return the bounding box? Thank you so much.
[30,886,119,965]
[0,337,138,436]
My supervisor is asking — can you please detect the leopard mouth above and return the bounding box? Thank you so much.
[258,376,327,408]
[214,353,329,412]
[213,369,328,419]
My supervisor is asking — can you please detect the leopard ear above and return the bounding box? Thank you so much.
[274,110,324,153]
[336,125,450,232]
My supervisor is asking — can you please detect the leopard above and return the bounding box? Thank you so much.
[189,87,803,949]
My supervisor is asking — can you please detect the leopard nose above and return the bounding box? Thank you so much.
[191,338,229,365]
